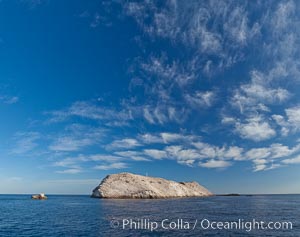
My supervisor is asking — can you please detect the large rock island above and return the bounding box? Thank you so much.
[91,172,213,199]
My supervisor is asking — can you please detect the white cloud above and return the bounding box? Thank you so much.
[253,161,282,172]
[138,132,200,145]
[52,152,145,174]
[107,138,142,150]
[176,149,202,160]
[94,162,128,170]
[46,127,300,173]
[224,6,249,44]
[144,149,167,159]
[245,142,300,171]
[0,95,19,104]
[272,114,289,136]
[223,146,244,160]
[153,106,169,124]
[241,82,290,104]
[165,146,201,161]
[48,101,132,125]
[143,107,155,124]
[282,155,300,164]
[110,0,300,151]
[122,1,263,126]
[141,56,195,85]
[7,0,300,179]
[235,116,276,141]
[269,143,299,159]
[272,106,300,136]
[184,91,215,107]
[124,0,260,64]
[88,154,120,162]
[165,142,242,163]
[271,0,296,34]
[246,143,300,161]
[138,133,163,144]
[49,137,94,152]
[264,0,300,83]
[46,179,100,185]
[56,168,82,174]
[286,106,300,130]
[192,142,243,161]
[87,155,123,162]
[231,70,291,114]
[221,116,236,124]
[177,159,195,166]
[12,132,40,154]
[199,160,231,169]
[192,142,219,158]
[161,133,183,143]
[252,162,267,172]
[114,151,150,161]
[246,148,271,160]
[53,158,78,168]
[48,124,105,152]
[142,104,186,125]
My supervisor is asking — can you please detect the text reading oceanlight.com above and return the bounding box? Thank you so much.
[110,218,293,232]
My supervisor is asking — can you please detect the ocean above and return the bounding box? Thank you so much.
[0,194,299,236]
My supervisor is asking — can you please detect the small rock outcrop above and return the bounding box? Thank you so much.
[91,172,213,199]
[31,193,47,200]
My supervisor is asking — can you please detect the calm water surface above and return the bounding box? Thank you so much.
[0,194,299,236]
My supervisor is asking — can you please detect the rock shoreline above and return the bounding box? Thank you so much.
[91,172,213,199]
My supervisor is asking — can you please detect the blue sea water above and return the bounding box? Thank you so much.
[0,194,299,236]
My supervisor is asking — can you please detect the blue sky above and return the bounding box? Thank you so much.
[1,0,300,194]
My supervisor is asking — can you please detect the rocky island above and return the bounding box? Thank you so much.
[91,172,213,199]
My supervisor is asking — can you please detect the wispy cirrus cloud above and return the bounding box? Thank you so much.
[106,138,142,150]
[53,158,79,168]
[0,95,19,104]
[94,162,128,170]
[49,137,95,152]
[142,105,186,125]
[56,168,82,174]
[11,132,40,154]
[48,124,105,152]
[50,147,157,173]
[122,0,263,127]
[124,0,259,56]
[114,151,150,161]
[10,0,300,177]
[47,101,133,126]
[21,0,48,9]
[184,91,216,108]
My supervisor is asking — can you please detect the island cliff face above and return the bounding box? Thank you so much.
[91,172,213,199]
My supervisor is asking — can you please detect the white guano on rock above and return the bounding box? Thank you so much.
[91,172,213,199]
